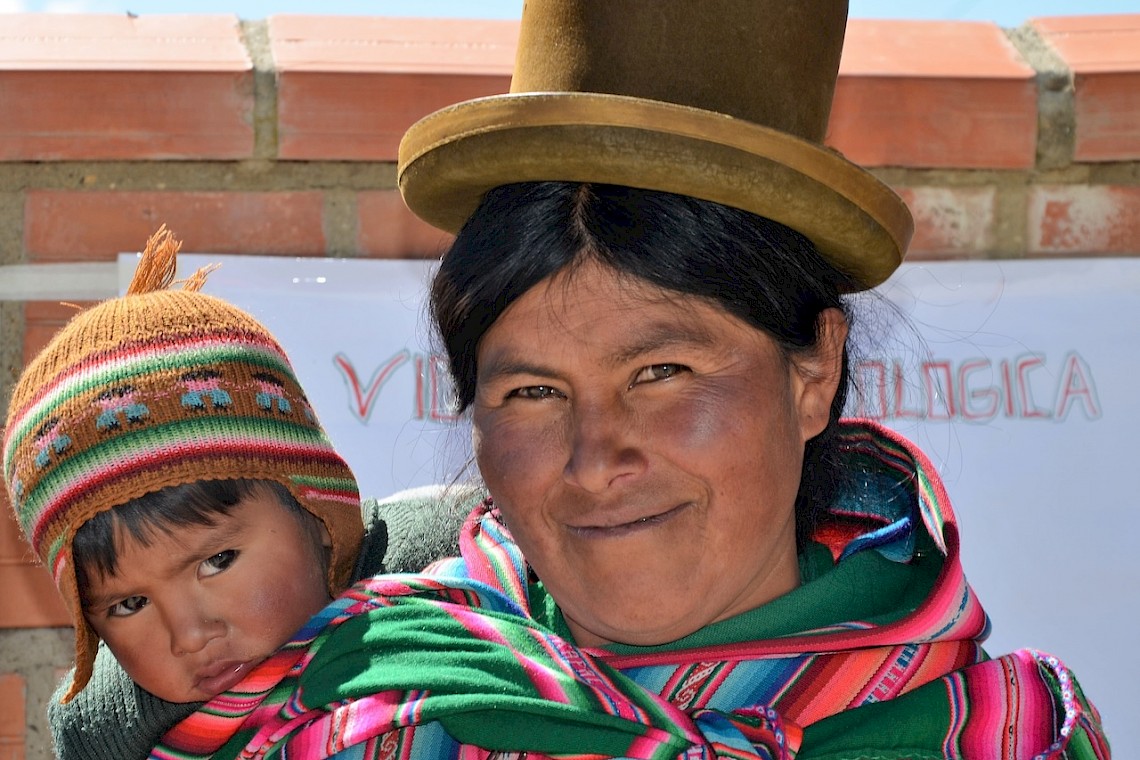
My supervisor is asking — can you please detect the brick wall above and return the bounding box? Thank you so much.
[0,11,1138,759]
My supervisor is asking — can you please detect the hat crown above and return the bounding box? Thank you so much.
[510,0,849,143]
[19,291,275,385]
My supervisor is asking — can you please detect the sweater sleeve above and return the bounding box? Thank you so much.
[48,642,199,760]
[356,482,485,576]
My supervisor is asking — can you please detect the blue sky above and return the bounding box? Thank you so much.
[1,0,1136,27]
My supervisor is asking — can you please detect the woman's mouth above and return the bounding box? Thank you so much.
[569,502,692,538]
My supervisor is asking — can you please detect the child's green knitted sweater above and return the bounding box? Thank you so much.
[48,487,477,760]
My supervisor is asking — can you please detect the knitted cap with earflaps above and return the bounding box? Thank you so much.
[2,227,363,702]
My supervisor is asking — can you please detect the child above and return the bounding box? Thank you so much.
[5,227,475,759]
[3,226,367,706]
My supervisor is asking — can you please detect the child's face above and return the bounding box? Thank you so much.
[81,486,333,703]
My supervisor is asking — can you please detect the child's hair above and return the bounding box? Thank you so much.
[72,478,327,596]
[2,227,363,702]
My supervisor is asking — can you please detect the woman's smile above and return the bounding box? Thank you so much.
[566,501,694,538]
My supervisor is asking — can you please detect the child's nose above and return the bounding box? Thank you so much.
[168,609,226,656]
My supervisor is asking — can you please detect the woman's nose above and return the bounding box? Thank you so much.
[562,402,645,493]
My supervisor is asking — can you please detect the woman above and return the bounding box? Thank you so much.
[72,1,1114,758]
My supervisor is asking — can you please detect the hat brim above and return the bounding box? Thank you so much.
[398,92,913,291]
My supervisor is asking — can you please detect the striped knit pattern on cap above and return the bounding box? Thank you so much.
[2,250,363,703]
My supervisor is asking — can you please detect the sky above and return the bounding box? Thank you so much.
[0,0,1136,27]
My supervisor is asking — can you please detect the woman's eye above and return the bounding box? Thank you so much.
[108,596,147,618]
[634,363,689,384]
[201,550,238,577]
[507,385,563,400]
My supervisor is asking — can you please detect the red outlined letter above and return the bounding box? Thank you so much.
[854,360,888,419]
[333,350,411,423]
[893,361,924,420]
[958,359,999,422]
[1016,355,1051,419]
[1054,352,1102,421]
[922,361,955,420]
[427,354,460,423]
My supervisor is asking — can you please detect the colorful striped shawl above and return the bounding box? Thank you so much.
[153,421,1109,760]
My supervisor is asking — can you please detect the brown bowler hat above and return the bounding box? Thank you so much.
[398,0,913,290]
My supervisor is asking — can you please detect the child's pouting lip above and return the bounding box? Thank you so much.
[195,659,255,698]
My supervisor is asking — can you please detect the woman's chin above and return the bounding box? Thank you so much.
[562,593,707,648]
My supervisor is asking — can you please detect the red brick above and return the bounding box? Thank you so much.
[0,563,70,629]
[269,16,515,160]
[22,302,94,365]
[357,191,454,258]
[0,674,26,760]
[1028,185,1140,254]
[0,14,253,161]
[0,498,32,576]
[896,186,997,258]
[829,20,1037,169]
[1,484,72,630]
[25,191,327,261]
[1032,15,1140,162]
[1,511,69,627]
[0,524,70,630]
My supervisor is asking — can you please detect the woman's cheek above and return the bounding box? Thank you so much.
[647,384,733,451]
[477,411,565,490]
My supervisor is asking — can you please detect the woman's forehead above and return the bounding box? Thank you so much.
[526,259,726,320]
[477,266,776,377]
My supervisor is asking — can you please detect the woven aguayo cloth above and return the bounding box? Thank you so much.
[152,420,1110,760]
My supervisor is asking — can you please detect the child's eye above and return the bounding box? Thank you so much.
[108,596,148,617]
[633,363,689,384]
[506,385,564,401]
[201,550,238,577]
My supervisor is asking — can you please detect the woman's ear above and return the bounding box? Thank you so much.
[792,308,849,442]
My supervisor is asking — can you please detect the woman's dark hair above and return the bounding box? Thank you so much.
[430,181,862,547]
[73,479,313,593]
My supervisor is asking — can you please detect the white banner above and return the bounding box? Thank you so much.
[123,254,1135,757]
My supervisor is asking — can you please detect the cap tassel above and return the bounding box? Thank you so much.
[179,263,221,293]
[124,225,221,295]
[126,224,180,295]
